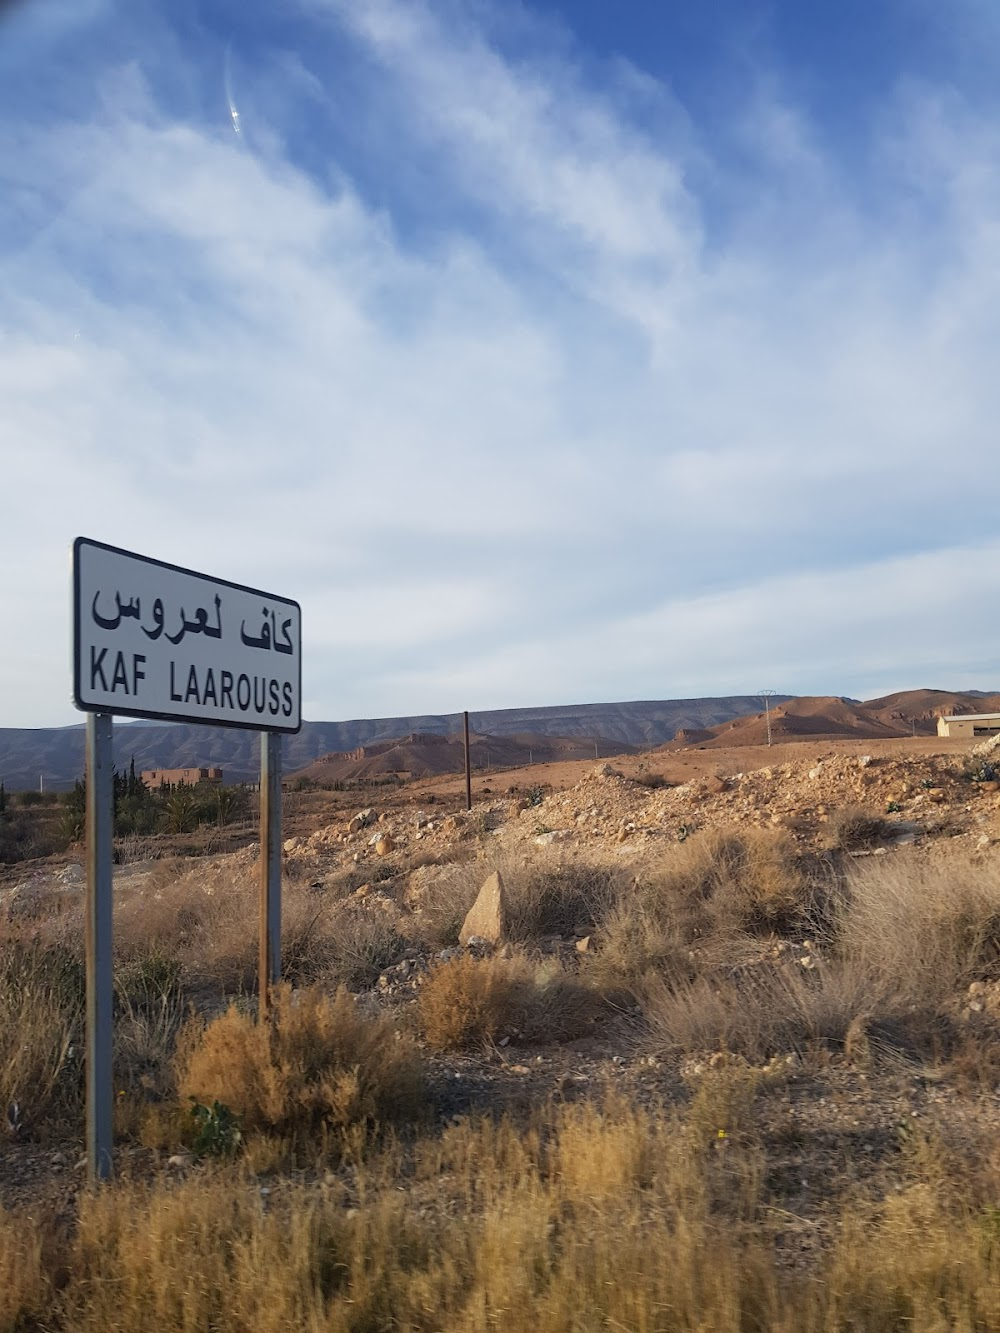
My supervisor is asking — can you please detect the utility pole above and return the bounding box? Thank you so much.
[758,690,777,747]
[463,711,472,812]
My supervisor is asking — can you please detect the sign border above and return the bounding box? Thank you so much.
[72,536,303,734]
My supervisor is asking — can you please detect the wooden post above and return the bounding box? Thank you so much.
[85,712,114,1182]
[464,711,472,812]
[259,731,282,1016]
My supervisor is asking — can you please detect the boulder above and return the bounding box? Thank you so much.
[459,870,508,947]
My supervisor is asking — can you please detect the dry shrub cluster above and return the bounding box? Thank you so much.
[656,826,809,934]
[645,962,877,1063]
[828,804,892,851]
[0,943,83,1130]
[838,852,1000,1008]
[584,827,809,999]
[176,983,423,1140]
[5,1093,1000,1332]
[639,846,1000,1066]
[114,861,409,997]
[418,951,606,1050]
[114,860,264,994]
[112,953,188,1102]
[283,901,408,990]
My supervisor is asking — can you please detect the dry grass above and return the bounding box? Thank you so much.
[640,848,1000,1066]
[176,983,423,1141]
[284,900,408,990]
[644,961,876,1062]
[4,1093,1000,1331]
[418,951,606,1050]
[113,860,259,994]
[583,828,809,1001]
[0,943,83,1130]
[0,1203,49,1331]
[828,804,892,851]
[114,861,410,998]
[655,826,808,934]
[113,953,188,1100]
[838,850,1000,1007]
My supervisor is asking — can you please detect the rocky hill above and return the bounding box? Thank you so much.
[662,690,1000,750]
[0,695,787,790]
[293,731,641,784]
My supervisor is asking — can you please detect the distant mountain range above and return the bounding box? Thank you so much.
[0,695,788,790]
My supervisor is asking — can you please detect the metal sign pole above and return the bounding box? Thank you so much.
[85,712,114,1182]
[259,731,282,1017]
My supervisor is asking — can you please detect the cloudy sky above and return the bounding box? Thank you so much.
[3,0,1000,728]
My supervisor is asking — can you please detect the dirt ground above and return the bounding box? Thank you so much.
[3,729,1000,1285]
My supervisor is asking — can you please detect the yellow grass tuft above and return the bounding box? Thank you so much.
[175,983,423,1142]
[417,951,605,1050]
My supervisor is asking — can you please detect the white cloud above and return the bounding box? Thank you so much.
[3,0,1000,727]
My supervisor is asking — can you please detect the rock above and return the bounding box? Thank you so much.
[282,838,300,853]
[594,763,616,778]
[706,774,728,794]
[459,870,508,947]
[375,837,395,856]
[575,935,591,953]
[167,1152,194,1170]
[534,830,571,846]
[858,755,873,768]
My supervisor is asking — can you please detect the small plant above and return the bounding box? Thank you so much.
[189,1098,243,1158]
[829,805,889,851]
[526,786,546,807]
[920,778,936,790]
[886,801,903,814]
[677,823,692,843]
[965,760,998,784]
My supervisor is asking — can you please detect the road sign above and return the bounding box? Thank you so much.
[72,537,299,1181]
[73,537,301,732]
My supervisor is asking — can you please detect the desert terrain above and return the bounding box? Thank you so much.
[3,694,1000,1328]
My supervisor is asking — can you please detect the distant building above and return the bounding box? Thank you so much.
[936,715,1000,740]
[141,767,223,789]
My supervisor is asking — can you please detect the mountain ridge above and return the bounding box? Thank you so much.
[0,694,789,789]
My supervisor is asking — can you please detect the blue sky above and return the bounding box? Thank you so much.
[3,0,1000,727]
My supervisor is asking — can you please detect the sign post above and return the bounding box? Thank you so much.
[72,538,301,1180]
[84,712,114,1182]
[259,731,282,1016]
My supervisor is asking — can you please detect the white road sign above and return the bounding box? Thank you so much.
[73,538,301,732]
